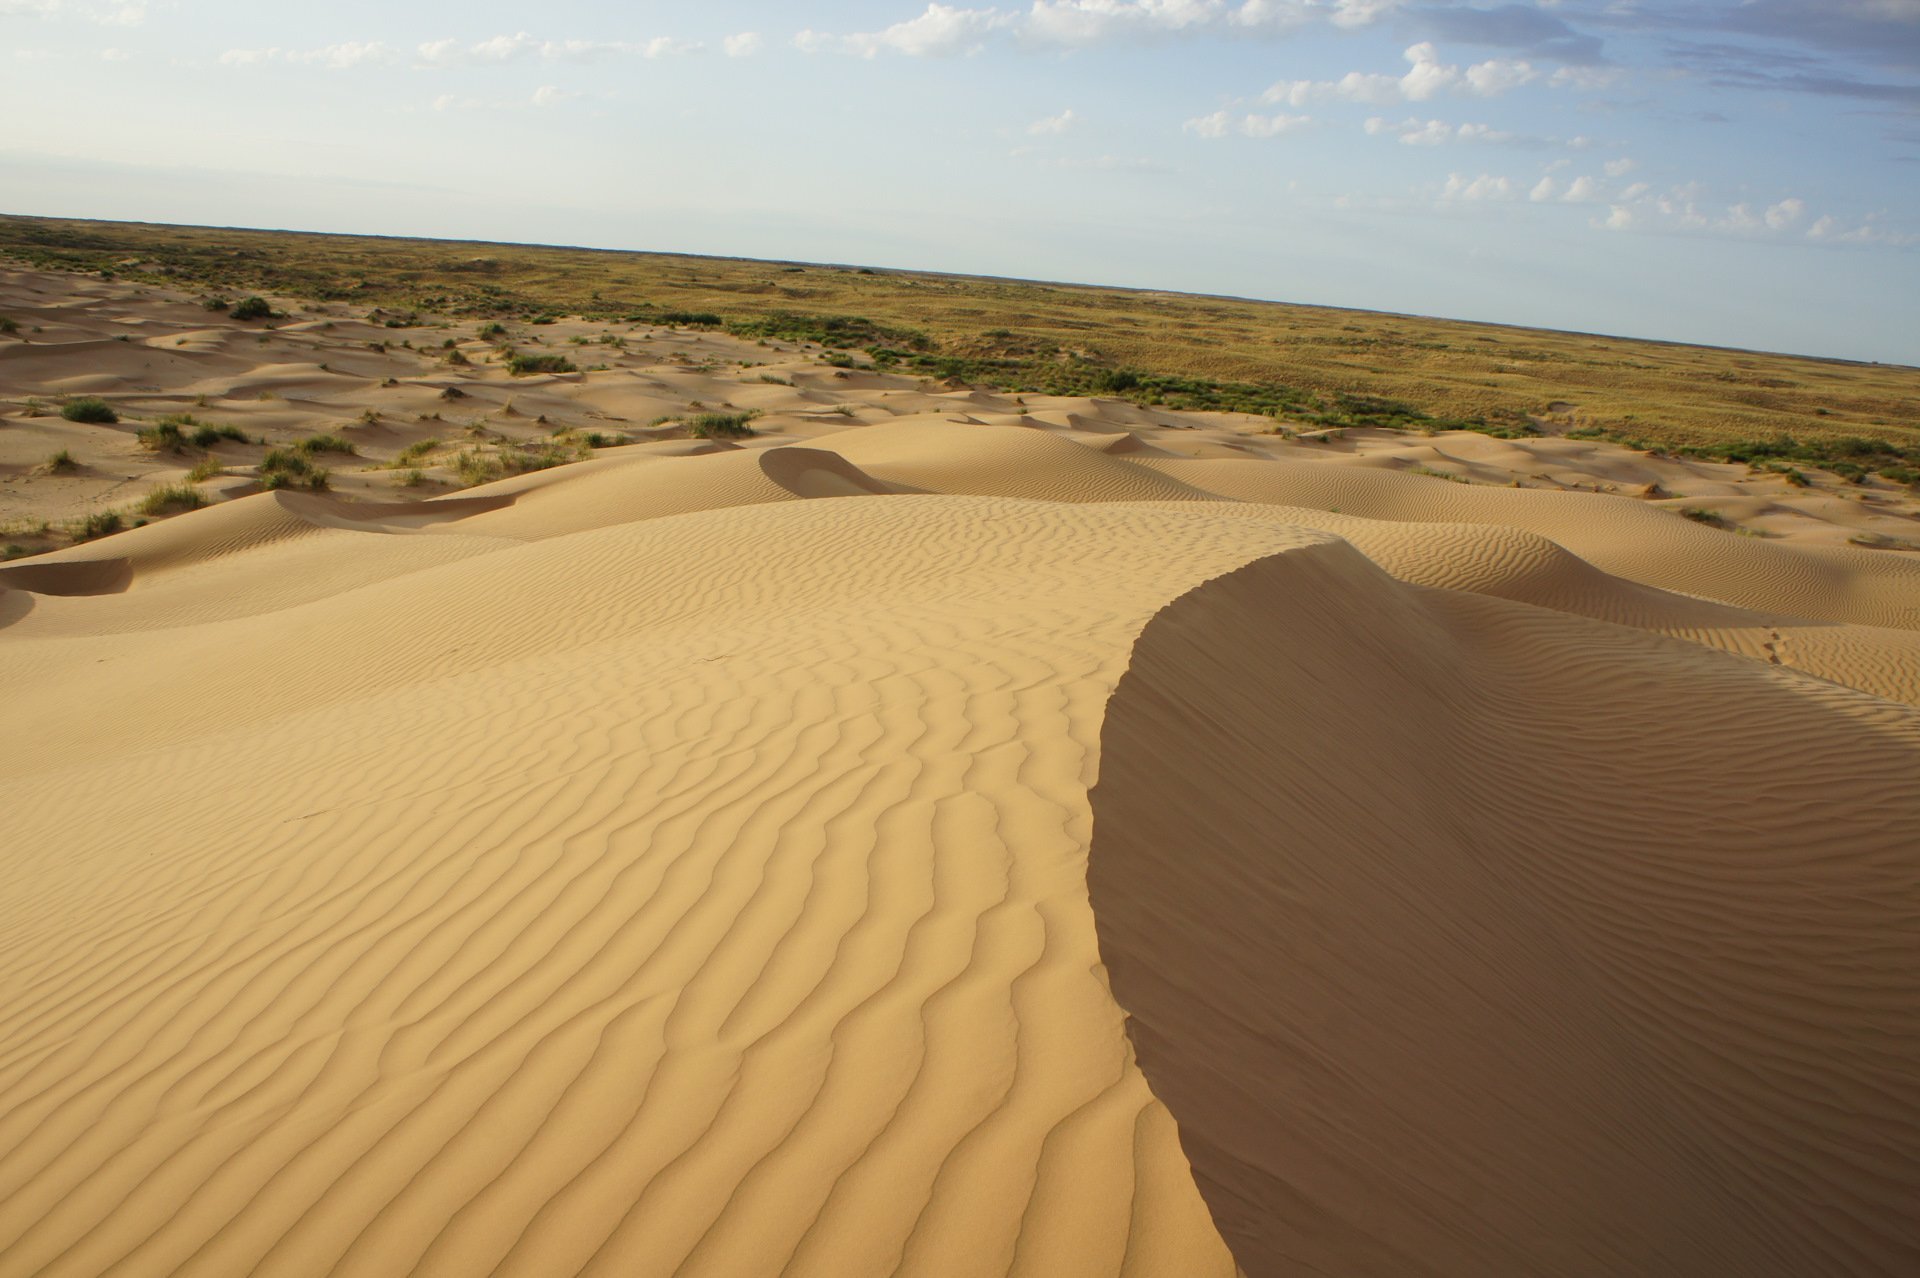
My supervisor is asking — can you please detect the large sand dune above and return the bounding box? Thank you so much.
[3,288,1920,1274]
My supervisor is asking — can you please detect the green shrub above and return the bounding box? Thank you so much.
[137,420,188,452]
[139,483,207,516]
[190,422,250,447]
[61,397,117,424]
[186,457,225,482]
[74,510,122,540]
[296,433,356,457]
[686,411,758,439]
[45,449,77,473]
[0,317,17,335]
[390,438,441,467]
[506,352,577,376]
[229,296,273,321]
[478,321,508,340]
[260,448,330,491]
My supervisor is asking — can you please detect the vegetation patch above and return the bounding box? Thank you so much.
[260,448,330,491]
[138,483,207,516]
[60,396,117,424]
[685,411,758,440]
[296,433,356,457]
[506,352,578,377]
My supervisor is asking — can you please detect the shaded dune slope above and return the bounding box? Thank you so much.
[1089,547,1920,1277]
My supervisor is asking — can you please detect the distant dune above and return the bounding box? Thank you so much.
[3,274,1919,1276]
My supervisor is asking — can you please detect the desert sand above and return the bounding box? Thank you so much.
[2,270,1918,1276]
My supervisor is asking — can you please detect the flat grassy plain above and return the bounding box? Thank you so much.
[3,213,1915,476]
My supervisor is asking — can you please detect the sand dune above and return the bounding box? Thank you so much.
[1092,549,1920,1275]
[4,270,1920,1276]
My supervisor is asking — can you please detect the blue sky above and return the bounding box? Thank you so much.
[3,1,1916,363]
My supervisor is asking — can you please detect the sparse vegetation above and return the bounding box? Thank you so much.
[296,433,356,457]
[138,483,207,516]
[2,214,1914,476]
[137,419,189,452]
[60,396,118,424]
[506,352,577,377]
[260,448,330,491]
[452,443,574,485]
[189,421,250,447]
[0,317,17,335]
[1849,532,1920,552]
[44,449,78,473]
[185,457,226,482]
[72,510,122,541]
[685,411,759,439]
[229,296,273,321]
[1679,506,1727,526]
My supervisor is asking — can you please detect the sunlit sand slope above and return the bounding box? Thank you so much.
[1,486,1313,1277]
[3,418,1917,1277]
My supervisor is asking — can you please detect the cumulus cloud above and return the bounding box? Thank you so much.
[1027,107,1079,134]
[1440,171,1515,201]
[723,31,763,57]
[1365,116,1517,145]
[1185,108,1313,137]
[1603,156,1636,178]
[795,0,1406,57]
[415,32,699,66]
[1583,183,1920,246]
[796,4,1012,56]
[1561,174,1602,202]
[220,41,398,70]
[1765,196,1808,228]
[1262,42,1539,107]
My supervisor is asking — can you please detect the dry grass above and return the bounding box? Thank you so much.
[2,213,1914,466]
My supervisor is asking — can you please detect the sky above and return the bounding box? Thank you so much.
[3,1,1917,364]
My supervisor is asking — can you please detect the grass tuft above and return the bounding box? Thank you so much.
[61,396,118,424]
[686,411,758,439]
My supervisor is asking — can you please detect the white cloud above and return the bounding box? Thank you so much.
[222,41,398,69]
[797,4,1012,57]
[1028,107,1079,134]
[1562,175,1602,202]
[1440,172,1514,202]
[1603,156,1636,178]
[414,32,700,67]
[98,45,126,60]
[1366,116,1515,145]
[0,0,142,18]
[1186,109,1312,137]
[1765,197,1806,230]
[723,31,763,57]
[1607,185,1914,246]
[1263,42,1540,108]
[291,41,395,70]
[1530,175,1557,201]
[530,85,581,107]
[796,0,1406,57]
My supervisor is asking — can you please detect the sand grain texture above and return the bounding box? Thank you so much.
[3,407,1918,1273]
